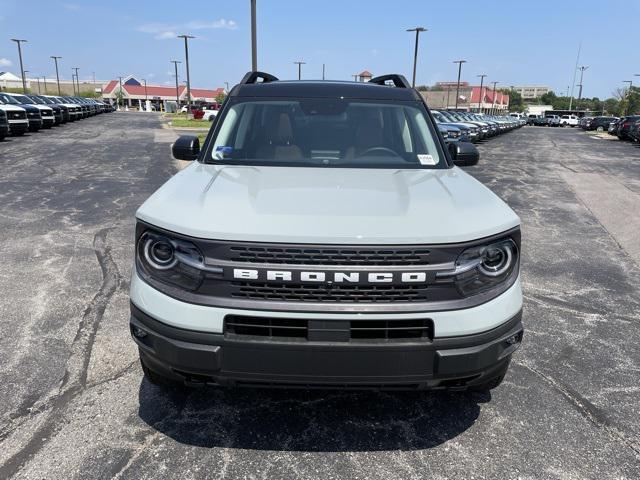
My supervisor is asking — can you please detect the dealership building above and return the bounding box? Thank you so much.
[102,75,225,109]
[421,82,510,112]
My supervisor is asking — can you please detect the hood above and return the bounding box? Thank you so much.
[0,104,25,113]
[27,104,53,113]
[18,104,40,114]
[137,164,519,244]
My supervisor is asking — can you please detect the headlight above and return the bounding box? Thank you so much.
[136,230,221,291]
[437,238,519,297]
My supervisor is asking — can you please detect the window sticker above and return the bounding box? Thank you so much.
[417,154,437,165]
[214,146,233,158]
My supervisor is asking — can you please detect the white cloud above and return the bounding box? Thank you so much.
[0,58,12,67]
[136,18,237,39]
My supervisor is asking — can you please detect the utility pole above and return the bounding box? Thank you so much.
[568,43,581,110]
[491,81,499,115]
[51,56,62,95]
[477,74,487,113]
[224,81,230,92]
[294,61,305,80]
[170,60,181,108]
[577,65,589,110]
[178,34,195,114]
[42,75,47,93]
[34,76,42,94]
[406,27,427,88]
[453,60,466,110]
[623,80,632,115]
[11,39,28,93]
[92,71,96,94]
[142,78,148,111]
[322,63,325,80]
[72,67,80,95]
[250,0,257,71]
[118,76,123,109]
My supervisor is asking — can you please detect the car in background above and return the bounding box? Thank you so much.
[530,116,548,126]
[584,116,617,132]
[63,96,89,118]
[434,110,481,141]
[50,96,83,121]
[629,120,640,143]
[5,92,55,128]
[578,117,593,129]
[608,119,620,136]
[0,108,8,140]
[545,114,560,127]
[37,95,71,122]
[560,115,579,127]
[0,96,29,135]
[617,116,640,140]
[0,93,42,132]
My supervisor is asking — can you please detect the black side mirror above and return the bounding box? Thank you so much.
[449,141,479,167]
[172,135,200,161]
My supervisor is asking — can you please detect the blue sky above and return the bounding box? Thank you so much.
[0,0,638,98]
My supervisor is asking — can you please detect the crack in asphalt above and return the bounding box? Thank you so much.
[514,361,640,458]
[0,228,121,479]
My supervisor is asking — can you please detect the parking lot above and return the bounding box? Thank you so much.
[1,113,639,479]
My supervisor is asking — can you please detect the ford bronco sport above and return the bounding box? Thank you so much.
[130,72,523,392]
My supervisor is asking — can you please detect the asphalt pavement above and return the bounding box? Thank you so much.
[0,116,639,479]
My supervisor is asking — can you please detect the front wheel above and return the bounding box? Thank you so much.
[597,126,604,132]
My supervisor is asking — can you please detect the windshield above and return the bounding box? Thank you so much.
[12,95,33,104]
[0,94,21,105]
[206,98,445,169]
[27,95,45,104]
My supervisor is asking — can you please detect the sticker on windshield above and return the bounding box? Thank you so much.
[417,154,437,165]
[214,146,233,158]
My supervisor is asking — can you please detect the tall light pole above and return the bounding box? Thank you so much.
[178,34,195,114]
[51,56,62,95]
[170,60,181,107]
[250,0,257,71]
[477,74,487,113]
[294,61,305,80]
[11,39,28,93]
[322,63,325,80]
[92,71,96,94]
[568,43,581,111]
[224,81,230,92]
[623,80,632,115]
[577,65,589,109]
[42,75,47,93]
[453,60,466,110]
[72,67,80,95]
[491,81,499,114]
[406,27,427,88]
[118,76,124,109]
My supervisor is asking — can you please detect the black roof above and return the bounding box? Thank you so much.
[231,79,422,101]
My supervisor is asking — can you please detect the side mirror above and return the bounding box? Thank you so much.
[172,135,200,161]
[449,141,479,167]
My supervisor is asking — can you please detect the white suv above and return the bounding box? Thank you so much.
[130,72,523,392]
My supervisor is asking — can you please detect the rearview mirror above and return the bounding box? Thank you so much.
[449,142,479,167]
[172,135,200,161]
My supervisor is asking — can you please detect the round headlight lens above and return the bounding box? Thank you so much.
[144,237,177,270]
[479,243,513,277]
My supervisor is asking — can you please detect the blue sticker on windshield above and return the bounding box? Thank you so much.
[215,146,233,155]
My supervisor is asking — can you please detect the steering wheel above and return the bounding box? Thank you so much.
[357,146,399,158]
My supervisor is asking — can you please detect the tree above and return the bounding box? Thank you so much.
[502,88,524,112]
[215,91,227,104]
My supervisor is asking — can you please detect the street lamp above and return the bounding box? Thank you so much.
[11,39,28,93]
[406,27,427,88]
[250,0,257,71]
[142,78,148,111]
[118,76,124,109]
[72,67,80,95]
[170,60,181,108]
[577,66,589,110]
[322,63,325,80]
[491,81,499,114]
[294,61,306,80]
[477,74,487,113]
[453,60,466,110]
[51,56,62,95]
[177,34,195,114]
[42,76,47,93]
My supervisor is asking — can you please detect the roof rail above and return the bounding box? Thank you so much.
[368,74,412,89]
[239,71,279,85]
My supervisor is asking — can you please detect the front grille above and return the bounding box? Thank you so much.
[225,315,433,342]
[229,245,431,266]
[230,281,430,303]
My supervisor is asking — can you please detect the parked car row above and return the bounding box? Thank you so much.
[431,110,525,144]
[578,116,618,132]
[607,115,640,142]
[0,93,114,140]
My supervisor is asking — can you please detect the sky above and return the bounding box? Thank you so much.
[0,0,639,99]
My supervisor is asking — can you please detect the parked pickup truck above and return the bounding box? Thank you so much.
[129,72,524,394]
[560,115,579,127]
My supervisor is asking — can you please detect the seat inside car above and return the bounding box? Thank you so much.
[255,113,303,160]
[344,116,385,158]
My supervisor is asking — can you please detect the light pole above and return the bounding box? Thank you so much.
[170,60,181,108]
[491,81,499,114]
[577,65,589,109]
[623,80,632,115]
[224,81,230,92]
[406,27,426,88]
[453,60,466,110]
[178,34,195,114]
[42,75,47,93]
[322,63,325,80]
[477,74,487,113]
[250,0,257,71]
[92,71,96,94]
[118,76,124,109]
[51,56,62,95]
[353,74,358,82]
[142,78,148,110]
[11,39,28,93]
[294,61,305,80]
[72,67,80,95]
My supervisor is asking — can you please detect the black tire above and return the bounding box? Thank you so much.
[139,352,186,389]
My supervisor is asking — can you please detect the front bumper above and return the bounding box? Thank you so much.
[132,303,522,389]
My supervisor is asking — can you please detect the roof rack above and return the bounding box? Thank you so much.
[368,74,412,89]
[239,71,279,85]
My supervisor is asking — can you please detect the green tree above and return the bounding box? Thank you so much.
[502,88,524,112]
[215,92,227,104]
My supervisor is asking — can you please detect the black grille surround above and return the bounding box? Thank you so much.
[135,221,520,313]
